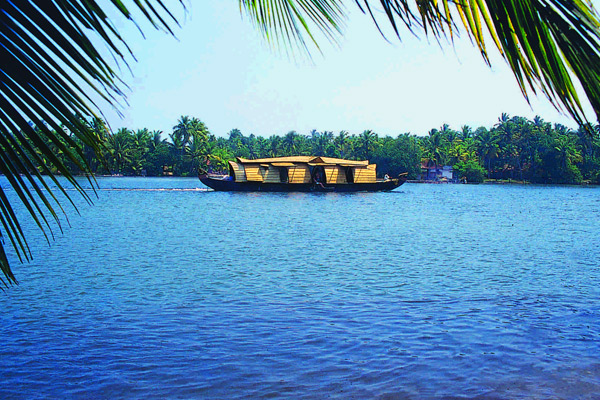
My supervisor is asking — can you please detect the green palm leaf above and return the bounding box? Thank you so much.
[0,0,182,287]
[240,0,600,125]
[240,0,346,53]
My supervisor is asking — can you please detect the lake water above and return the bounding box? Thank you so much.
[1,178,599,399]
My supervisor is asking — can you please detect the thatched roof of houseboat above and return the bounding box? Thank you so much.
[236,156,369,166]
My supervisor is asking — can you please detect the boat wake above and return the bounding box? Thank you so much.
[89,188,213,192]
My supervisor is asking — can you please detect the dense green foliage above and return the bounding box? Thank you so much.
[45,113,600,184]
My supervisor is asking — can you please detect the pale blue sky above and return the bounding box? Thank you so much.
[100,1,594,138]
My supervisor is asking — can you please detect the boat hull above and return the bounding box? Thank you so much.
[199,176,406,192]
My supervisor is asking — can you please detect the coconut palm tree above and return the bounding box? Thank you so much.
[313,131,334,156]
[335,130,350,158]
[149,131,167,153]
[475,128,500,174]
[227,129,244,156]
[439,124,458,145]
[459,125,474,141]
[106,128,133,174]
[550,133,584,182]
[184,121,210,172]
[169,131,187,156]
[207,147,234,174]
[245,134,260,158]
[284,131,300,155]
[80,117,109,172]
[186,133,209,174]
[494,114,520,177]
[171,116,194,157]
[423,129,446,169]
[3,0,600,286]
[359,130,377,160]
[130,129,151,175]
[267,135,283,157]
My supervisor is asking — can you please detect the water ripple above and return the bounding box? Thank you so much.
[1,179,599,399]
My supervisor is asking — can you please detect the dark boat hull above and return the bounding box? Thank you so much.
[199,176,406,192]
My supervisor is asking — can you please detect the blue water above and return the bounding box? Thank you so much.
[1,178,599,399]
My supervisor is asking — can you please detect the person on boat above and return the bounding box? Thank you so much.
[314,171,326,188]
[384,174,390,181]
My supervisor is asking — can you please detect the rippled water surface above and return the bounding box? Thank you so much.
[1,178,600,399]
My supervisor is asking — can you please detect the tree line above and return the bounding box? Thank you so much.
[38,113,600,184]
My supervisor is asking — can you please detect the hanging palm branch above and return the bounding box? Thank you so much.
[240,0,346,54]
[239,0,600,126]
[0,0,182,287]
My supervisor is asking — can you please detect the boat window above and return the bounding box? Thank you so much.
[313,166,326,184]
[345,167,354,183]
[279,167,289,183]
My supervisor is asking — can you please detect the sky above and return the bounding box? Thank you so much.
[99,1,595,138]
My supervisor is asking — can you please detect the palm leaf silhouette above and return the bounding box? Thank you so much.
[240,0,600,125]
[0,0,182,287]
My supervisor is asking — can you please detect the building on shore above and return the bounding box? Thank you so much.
[420,160,455,182]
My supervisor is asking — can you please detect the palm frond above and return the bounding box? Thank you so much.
[240,0,600,125]
[239,0,346,54]
[0,0,182,287]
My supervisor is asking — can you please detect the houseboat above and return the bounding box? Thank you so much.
[199,156,407,192]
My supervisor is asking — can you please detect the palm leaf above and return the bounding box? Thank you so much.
[240,0,346,54]
[0,0,182,287]
[240,0,600,125]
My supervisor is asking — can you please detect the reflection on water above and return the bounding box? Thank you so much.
[1,178,599,399]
